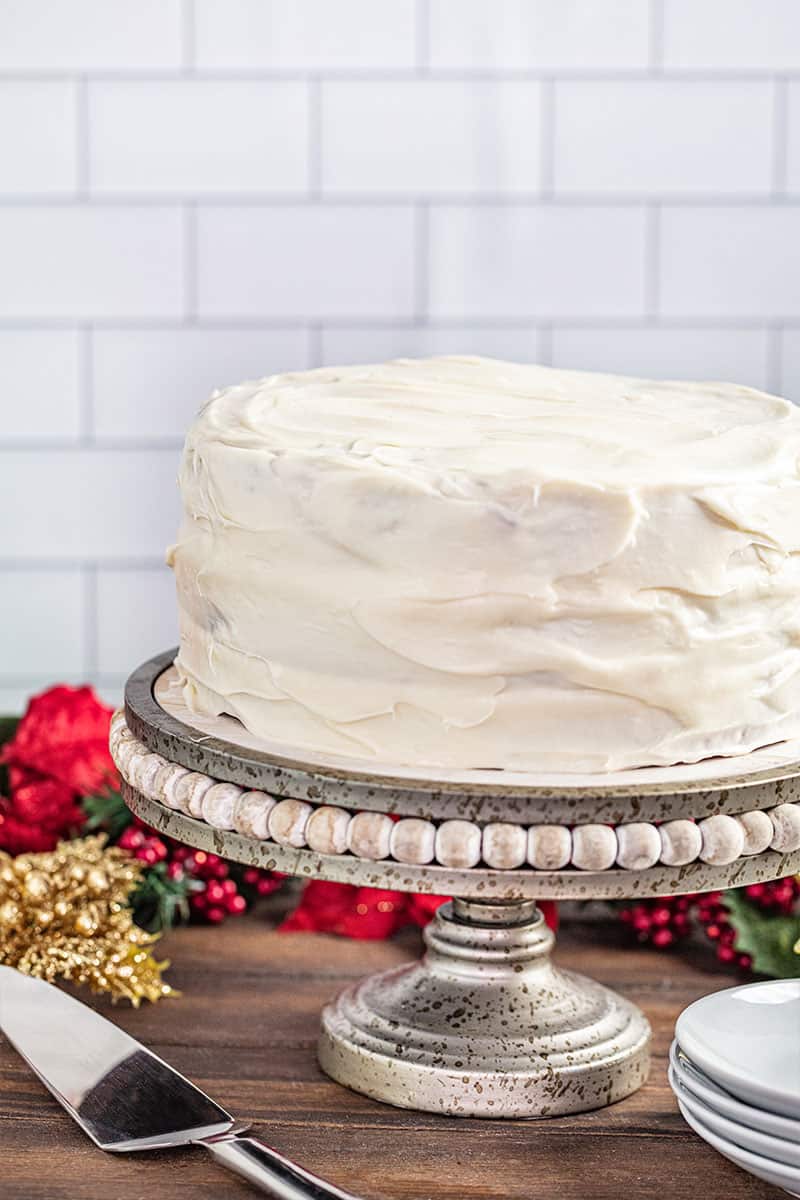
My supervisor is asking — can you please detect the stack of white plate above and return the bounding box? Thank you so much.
[670,979,800,1195]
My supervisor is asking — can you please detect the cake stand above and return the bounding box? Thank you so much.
[111,651,800,1120]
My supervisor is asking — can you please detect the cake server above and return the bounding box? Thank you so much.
[0,965,361,1200]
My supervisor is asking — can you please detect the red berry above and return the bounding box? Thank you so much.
[651,928,675,948]
[118,827,145,851]
[227,894,247,915]
[166,861,184,881]
[206,906,226,923]
[717,944,737,964]
[737,953,753,972]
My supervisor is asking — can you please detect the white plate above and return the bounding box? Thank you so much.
[670,1065,800,1168]
[678,1096,800,1196]
[671,1042,800,1144]
[675,980,800,1118]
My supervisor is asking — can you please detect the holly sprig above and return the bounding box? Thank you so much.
[82,788,132,840]
[723,888,800,979]
[620,879,800,978]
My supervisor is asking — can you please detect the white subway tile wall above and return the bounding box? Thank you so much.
[0,82,78,194]
[0,207,185,319]
[321,81,543,194]
[1,0,798,708]
[89,81,311,195]
[196,206,417,317]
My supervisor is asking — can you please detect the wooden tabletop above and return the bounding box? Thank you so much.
[1,904,782,1200]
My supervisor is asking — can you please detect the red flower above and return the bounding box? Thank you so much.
[279,880,408,939]
[0,779,84,854]
[280,881,558,939]
[2,684,118,795]
[403,891,451,928]
[0,685,116,854]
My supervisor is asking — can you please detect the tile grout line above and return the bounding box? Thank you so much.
[539,79,555,197]
[648,0,665,72]
[0,438,185,451]
[81,562,99,679]
[2,68,799,81]
[772,77,789,194]
[308,76,323,196]
[0,672,128,687]
[1,317,799,334]
[415,0,430,74]
[644,204,661,322]
[537,324,553,367]
[75,75,90,196]
[767,325,784,395]
[77,325,94,442]
[309,322,323,366]
[414,201,430,324]
[2,193,799,208]
[0,558,167,571]
[181,0,196,73]
[183,201,198,322]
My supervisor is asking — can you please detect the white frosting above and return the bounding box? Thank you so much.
[169,356,800,773]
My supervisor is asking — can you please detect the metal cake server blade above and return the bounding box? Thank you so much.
[0,966,361,1199]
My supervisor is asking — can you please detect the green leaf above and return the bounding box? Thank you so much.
[82,789,132,839]
[130,862,202,934]
[0,715,20,745]
[0,714,20,795]
[724,888,800,979]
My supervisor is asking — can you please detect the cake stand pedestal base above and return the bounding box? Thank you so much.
[318,898,651,1118]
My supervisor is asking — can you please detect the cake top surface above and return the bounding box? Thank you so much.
[191,355,800,487]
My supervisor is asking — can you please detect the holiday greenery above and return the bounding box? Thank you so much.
[618,879,800,977]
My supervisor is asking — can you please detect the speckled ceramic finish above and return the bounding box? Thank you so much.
[121,781,800,902]
[318,899,651,1118]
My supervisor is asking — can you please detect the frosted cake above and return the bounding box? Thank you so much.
[168,356,800,773]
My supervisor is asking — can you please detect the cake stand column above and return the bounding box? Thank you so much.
[318,897,651,1118]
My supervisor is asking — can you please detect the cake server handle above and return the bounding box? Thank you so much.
[197,1130,363,1200]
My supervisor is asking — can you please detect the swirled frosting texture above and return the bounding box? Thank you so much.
[170,356,800,772]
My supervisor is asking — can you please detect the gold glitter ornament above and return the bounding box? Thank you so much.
[86,868,109,895]
[23,871,48,900]
[0,836,173,1005]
